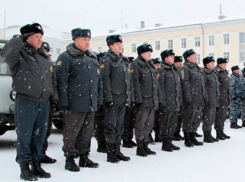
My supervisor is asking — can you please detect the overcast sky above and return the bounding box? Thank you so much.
[0,0,245,35]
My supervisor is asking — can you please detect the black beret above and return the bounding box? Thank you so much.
[160,49,175,61]
[231,65,239,71]
[106,35,122,46]
[217,57,228,64]
[97,52,106,61]
[42,42,50,51]
[203,56,215,66]
[152,58,161,64]
[174,56,183,62]
[137,44,153,55]
[183,49,196,60]
[71,28,91,40]
[20,23,44,40]
[127,57,135,63]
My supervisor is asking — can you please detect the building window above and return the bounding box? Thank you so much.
[223,52,229,61]
[197,54,200,64]
[195,37,200,47]
[155,41,160,51]
[168,40,173,49]
[209,35,214,46]
[181,38,186,48]
[209,53,215,57]
[50,47,53,53]
[132,44,136,53]
[98,47,102,53]
[56,48,60,55]
[239,32,245,63]
[224,34,229,45]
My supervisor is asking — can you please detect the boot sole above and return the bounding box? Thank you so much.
[65,167,80,172]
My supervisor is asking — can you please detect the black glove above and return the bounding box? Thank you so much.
[232,97,237,101]
[97,104,102,110]
[59,106,68,112]
[135,103,142,109]
[50,104,56,116]
[105,102,113,108]
[159,103,165,109]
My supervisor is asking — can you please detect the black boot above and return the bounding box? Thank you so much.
[79,152,99,168]
[243,121,245,127]
[203,131,214,143]
[106,143,120,163]
[184,132,194,147]
[128,139,137,147]
[41,154,57,164]
[222,129,230,139]
[136,140,148,157]
[30,160,51,178]
[168,138,180,150]
[195,132,203,137]
[172,132,184,141]
[122,140,134,148]
[19,162,38,181]
[143,141,156,155]
[65,156,80,172]
[230,123,242,129]
[161,137,173,152]
[115,144,130,161]
[97,140,107,153]
[154,133,162,142]
[216,129,226,140]
[209,130,219,142]
[148,133,155,145]
[190,132,203,146]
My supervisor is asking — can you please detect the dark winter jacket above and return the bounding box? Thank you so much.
[240,75,245,100]
[56,43,103,112]
[158,61,181,112]
[180,60,207,107]
[99,49,133,107]
[201,67,220,108]
[214,65,231,106]
[132,56,162,109]
[0,37,58,103]
[230,72,242,100]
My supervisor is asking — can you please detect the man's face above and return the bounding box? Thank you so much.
[75,37,90,52]
[165,55,175,65]
[140,51,152,61]
[234,69,240,74]
[174,61,182,69]
[219,63,227,70]
[206,61,215,70]
[187,54,197,64]
[26,33,43,50]
[154,63,160,69]
[109,42,122,55]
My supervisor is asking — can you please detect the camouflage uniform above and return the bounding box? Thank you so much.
[240,71,245,123]
[230,72,242,123]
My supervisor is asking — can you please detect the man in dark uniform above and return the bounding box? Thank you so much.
[158,50,181,152]
[132,43,161,157]
[122,56,137,148]
[180,49,207,147]
[201,56,220,143]
[99,35,132,163]
[95,52,107,153]
[229,65,242,129]
[173,55,184,141]
[40,41,57,164]
[214,58,231,139]
[56,28,103,172]
[1,23,57,180]
[240,68,245,127]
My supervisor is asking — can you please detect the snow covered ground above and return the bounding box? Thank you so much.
[1,119,245,182]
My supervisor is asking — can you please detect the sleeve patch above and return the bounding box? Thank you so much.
[100,64,104,69]
[57,60,62,66]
